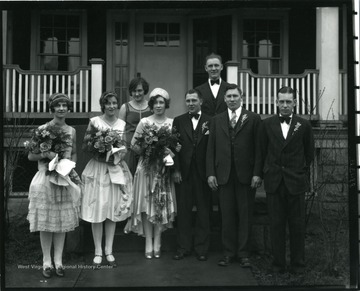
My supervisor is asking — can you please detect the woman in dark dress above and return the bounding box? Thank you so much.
[119,77,152,175]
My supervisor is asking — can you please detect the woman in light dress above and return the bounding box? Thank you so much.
[125,88,179,259]
[81,91,133,268]
[119,77,152,175]
[27,93,80,278]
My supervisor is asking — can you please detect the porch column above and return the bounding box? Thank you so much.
[226,61,239,85]
[90,58,104,112]
[316,7,339,120]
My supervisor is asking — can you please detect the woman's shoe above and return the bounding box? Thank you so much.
[93,255,102,267]
[145,251,153,259]
[154,250,161,259]
[105,253,117,268]
[55,265,65,277]
[42,266,53,278]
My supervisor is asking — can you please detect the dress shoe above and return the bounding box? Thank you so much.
[196,254,208,261]
[92,255,102,267]
[173,251,189,260]
[218,256,234,267]
[42,266,53,278]
[145,251,153,259]
[154,250,161,259]
[55,265,65,277]
[105,253,117,268]
[239,257,251,268]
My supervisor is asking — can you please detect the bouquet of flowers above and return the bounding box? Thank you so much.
[135,123,179,224]
[134,123,179,172]
[24,125,81,187]
[24,125,72,158]
[83,123,127,164]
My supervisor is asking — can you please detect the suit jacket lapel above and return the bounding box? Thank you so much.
[195,115,206,144]
[235,109,249,135]
[270,116,286,144]
[219,112,229,136]
[215,82,225,110]
[284,115,298,146]
[183,114,194,142]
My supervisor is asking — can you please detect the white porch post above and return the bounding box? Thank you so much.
[226,61,239,85]
[316,7,339,120]
[90,58,104,112]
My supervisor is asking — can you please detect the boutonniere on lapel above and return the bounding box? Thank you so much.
[202,121,209,135]
[292,122,302,135]
[240,114,248,128]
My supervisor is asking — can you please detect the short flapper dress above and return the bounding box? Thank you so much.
[81,116,133,223]
[125,117,176,236]
[27,124,81,233]
[123,102,152,175]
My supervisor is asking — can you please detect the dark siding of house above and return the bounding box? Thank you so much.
[11,10,31,70]
[288,8,316,74]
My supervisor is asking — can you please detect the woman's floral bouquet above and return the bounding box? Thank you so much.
[24,125,72,158]
[134,123,179,224]
[134,123,179,171]
[24,125,81,187]
[83,123,127,164]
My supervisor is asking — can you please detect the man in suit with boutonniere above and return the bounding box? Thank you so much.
[195,53,230,231]
[172,89,212,262]
[261,86,314,274]
[207,83,262,268]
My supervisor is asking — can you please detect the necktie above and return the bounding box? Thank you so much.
[279,116,291,124]
[230,110,237,128]
[189,113,200,120]
[210,79,220,86]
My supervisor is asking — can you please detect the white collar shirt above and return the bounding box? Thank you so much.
[208,78,221,98]
[191,111,201,130]
[279,114,293,139]
[228,107,242,124]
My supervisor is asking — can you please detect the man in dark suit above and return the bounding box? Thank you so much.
[195,53,230,117]
[207,83,262,267]
[195,53,230,230]
[172,89,212,261]
[261,86,314,274]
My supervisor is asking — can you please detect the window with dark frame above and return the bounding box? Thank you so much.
[143,22,180,47]
[39,13,81,71]
[241,19,281,75]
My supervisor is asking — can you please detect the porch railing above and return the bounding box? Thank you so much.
[237,69,319,116]
[4,65,91,114]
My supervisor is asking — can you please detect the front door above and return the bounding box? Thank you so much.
[107,12,188,117]
[106,12,130,105]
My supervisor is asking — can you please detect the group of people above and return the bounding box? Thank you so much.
[26,53,314,280]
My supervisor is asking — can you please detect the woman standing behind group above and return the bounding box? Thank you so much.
[125,88,180,259]
[81,91,133,268]
[119,77,152,175]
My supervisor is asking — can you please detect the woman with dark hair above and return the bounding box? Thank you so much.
[27,93,81,278]
[125,88,180,259]
[81,91,133,268]
[119,77,152,174]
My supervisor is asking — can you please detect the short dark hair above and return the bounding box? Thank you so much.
[224,83,243,96]
[128,77,150,95]
[185,89,202,100]
[277,86,295,99]
[205,53,222,65]
[148,95,170,110]
[99,91,120,113]
[49,93,72,113]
